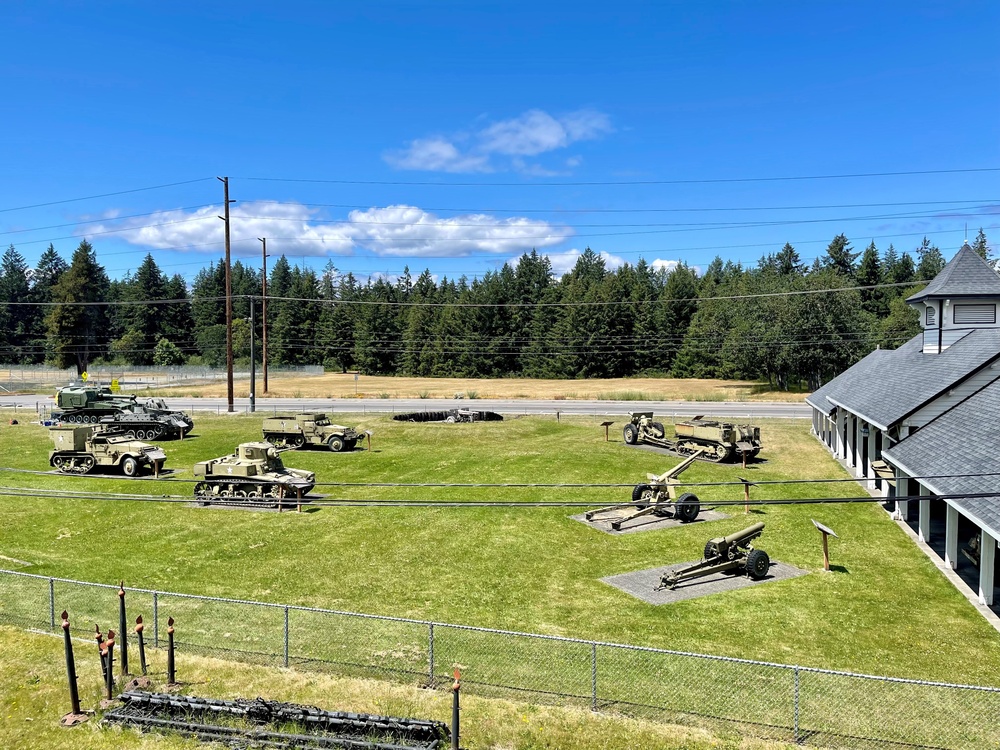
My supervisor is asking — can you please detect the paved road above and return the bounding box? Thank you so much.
[2,394,810,419]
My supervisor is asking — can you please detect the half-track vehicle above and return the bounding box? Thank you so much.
[262,413,359,452]
[657,522,770,590]
[623,411,762,463]
[48,424,166,476]
[193,442,316,505]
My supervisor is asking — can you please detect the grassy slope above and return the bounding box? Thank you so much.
[0,626,793,750]
[0,411,997,685]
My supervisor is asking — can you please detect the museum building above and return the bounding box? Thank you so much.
[806,243,1000,607]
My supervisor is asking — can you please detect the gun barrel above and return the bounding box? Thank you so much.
[723,522,765,546]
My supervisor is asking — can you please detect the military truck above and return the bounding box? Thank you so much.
[193,442,316,505]
[262,413,359,452]
[48,425,166,476]
[623,412,762,463]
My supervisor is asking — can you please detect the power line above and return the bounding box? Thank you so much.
[0,178,215,214]
[237,166,1000,187]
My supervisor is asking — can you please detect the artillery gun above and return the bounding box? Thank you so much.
[657,522,770,590]
[586,450,703,530]
[262,413,359,452]
[54,384,193,438]
[193,442,316,506]
[623,412,762,463]
[48,424,166,476]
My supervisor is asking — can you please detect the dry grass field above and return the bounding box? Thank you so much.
[157,373,809,401]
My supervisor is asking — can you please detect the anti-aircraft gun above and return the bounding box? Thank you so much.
[53,384,137,424]
[657,522,770,590]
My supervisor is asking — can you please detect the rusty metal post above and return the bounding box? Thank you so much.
[166,617,175,685]
[95,625,106,683]
[117,583,128,676]
[60,611,84,720]
[103,631,115,700]
[135,616,147,676]
[451,670,461,750]
[297,487,302,514]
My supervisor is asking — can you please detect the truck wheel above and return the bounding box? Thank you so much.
[746,549,770,580]
[328,436,345,452]
[675,492,700,522]
[122,457,139,477]
[623,423,638,445]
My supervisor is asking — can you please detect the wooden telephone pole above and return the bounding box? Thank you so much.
[259,237,269,394]
[218,177,234,413]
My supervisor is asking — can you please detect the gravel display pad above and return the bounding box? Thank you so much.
[602,560,808,605]
[570,509,728,535]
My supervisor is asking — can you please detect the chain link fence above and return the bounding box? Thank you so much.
[0,365,323,393]
[2,568,998,749]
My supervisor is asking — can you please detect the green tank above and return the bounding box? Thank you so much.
[54,384,137,423]
[193,442,316,505]
[48,424,166,476]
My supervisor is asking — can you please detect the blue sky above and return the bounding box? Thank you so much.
[2,1,998,285]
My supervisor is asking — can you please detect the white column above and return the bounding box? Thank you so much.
[979,530,996,607]
[812,409,818,436]
[854,418,863,472]
[826,417,834,450]
[846,416,856,466]
[866,426,877,489]
[944,504,959,570]
[895,472,909,520]
[918,484,931,543]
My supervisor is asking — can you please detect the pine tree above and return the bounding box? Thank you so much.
[0,245,32,363]
[45,240,110,373]
[822,234,859,278]
[972,228,991,263]
[915,237,945,280]
[856,241,886,316]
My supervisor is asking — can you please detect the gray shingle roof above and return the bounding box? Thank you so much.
[882,376,1000,539]
[806,328,1000,430]
[906,243,1000,303]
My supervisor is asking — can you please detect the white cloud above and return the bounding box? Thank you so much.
[384,137,491,173]
[384,108,613,174]
[82,202,570,259]
[651,259,680,273]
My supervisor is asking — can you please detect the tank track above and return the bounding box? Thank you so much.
[194,478,313,508]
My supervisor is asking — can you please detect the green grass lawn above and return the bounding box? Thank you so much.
[1,410,998,687]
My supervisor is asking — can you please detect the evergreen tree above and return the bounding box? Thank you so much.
[45,240,110,373]
[856,241,886,316]
[775,243,805,276]
[972,228,991,263]
[821,234,859,278]
[915,237,945,281]
[0,246,32,363]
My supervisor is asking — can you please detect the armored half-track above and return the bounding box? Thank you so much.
[193,442,316,505]
[48,424,166,476]
[623,412,762,463]
[262,413,359,452]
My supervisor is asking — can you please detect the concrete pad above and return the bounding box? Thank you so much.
[570,510,728,535]
[602,560,808,605]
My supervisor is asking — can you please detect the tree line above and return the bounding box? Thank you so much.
[0,230,992,390]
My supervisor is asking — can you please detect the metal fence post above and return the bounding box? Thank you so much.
[428,624,435,685]
[793,666,800,744]
[591,643,598,712]
[153,593,159,648]
[49,578,55,630]
[284,606,289,668]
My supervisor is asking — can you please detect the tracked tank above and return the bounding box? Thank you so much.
[193,442,316,506]
[53,384,137,424]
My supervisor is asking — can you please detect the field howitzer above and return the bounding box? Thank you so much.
[657,522,770,590]
[586,450,703,530]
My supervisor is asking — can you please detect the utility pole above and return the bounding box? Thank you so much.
[249,297,256,413]
[218,176,234,413]
[259,237,269,394]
